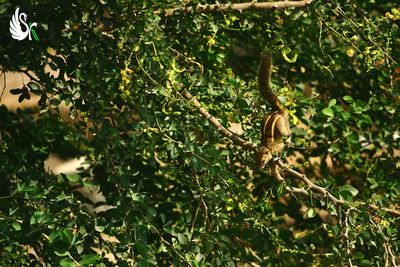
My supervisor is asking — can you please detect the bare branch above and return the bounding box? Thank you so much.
[157,0,313,16]
[181,88,258,151]
[387,243,398,267]
[276,159,345,205]
[18,68,42,85]
[384,243,389,267]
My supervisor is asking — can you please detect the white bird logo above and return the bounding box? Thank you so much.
[9,8,39,41]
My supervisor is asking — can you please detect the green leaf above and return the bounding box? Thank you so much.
[322,107,334,117]
[95,225,105,232]
[157,243,167,253]
[340,185,359,197]
[80,254,98,266]
[61,229,74,245]
[49,231,60,242]
[276,183,285,198]
[307,208,316,218]
[191,157,202,172]
[362,114,372,125]
[65,174,81,183]
[59,258,77,267]
[343,95,354,103]
[387,226,397,236]
[30,215,37,225]
[76,245,84,255]
[340,111,351,121]
[195,253,204,262]
[237,97,251,110]
[177,233,188,245]
[328,99,337,107]
[27,82,41,92]
[333,105,343,112]
[12,222,21,231]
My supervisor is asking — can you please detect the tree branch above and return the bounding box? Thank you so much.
[156,0,313,16]
[18,68,42,85]
[181,88,257,151]
[273,159,400,217]
[276,159,345,205]
[368,204,400,217]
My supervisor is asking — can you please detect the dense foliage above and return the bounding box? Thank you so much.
[0,0,399,266]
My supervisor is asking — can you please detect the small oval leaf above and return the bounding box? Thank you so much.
[322,107,334,117]
[343,95,354,103]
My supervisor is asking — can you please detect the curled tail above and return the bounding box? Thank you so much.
[258,52,283,112]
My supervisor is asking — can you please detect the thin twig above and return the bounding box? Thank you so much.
[190,175,209,234]
[156,1,314,16]
[19,68,42,84]
[153,151,167,167]
[384,243,390,267]
[387,244,398,267]
[196,175,208,231]
[190,176,203,235]
[202,196,208,231]
[0,72,6,103]
[343,209,353,267]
